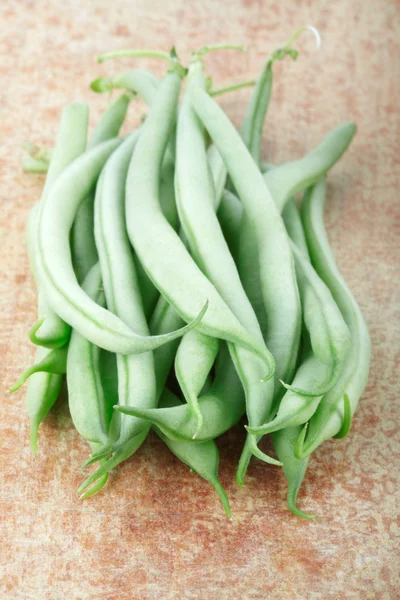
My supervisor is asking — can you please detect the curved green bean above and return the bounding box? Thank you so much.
[240,123,357,339]
[94,131,156,451]
[67,264,115,445]
[272,425,316,519]
[71,93,132,284]
[295,178,371,458]
[175,61,275,445]
[191,86,301,387]
[30,103,89,348]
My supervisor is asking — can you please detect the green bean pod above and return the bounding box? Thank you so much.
[125,70,273,368]
[295,178,371,458]
[175,61,275,447]
[30,103,89,348]
[283,242,352,396]
[240,123,357,339]
[94,131,157,451]
[21,104,89,451]
[67,264,114,445]
[155,388,231,518]
[191,86,301,387]
[24,349,64,454]
[71,93,132,284]
[272,426,316,519]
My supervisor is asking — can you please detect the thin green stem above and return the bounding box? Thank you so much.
[210,79,256,97]
[196,43,247,58]
[97,49,171,64]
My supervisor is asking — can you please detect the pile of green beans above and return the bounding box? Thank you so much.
[14,30,370,519]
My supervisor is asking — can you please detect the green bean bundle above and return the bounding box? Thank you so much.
[13,32,370,518]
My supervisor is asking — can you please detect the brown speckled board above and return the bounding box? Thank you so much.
[0,0,399,598]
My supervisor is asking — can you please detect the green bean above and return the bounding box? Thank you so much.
[295,178,371,458]
[155,388,231,518]
[283,241,352,396]
[272,426,316,519]
[241,27,320,168]
[19,105,89,451]
[171,140,229,438]
[217,174,352,400]
[191,86,301,386]
[38,138,206,353]
[137,148,180,319]
[94,131,156,452]
[240,123,357,339]
[30,103,89,348]
[71,93,132,284]
[24,352,64,454]
[175,61,277,462]
[115,343,245,443]
[67,264,114,445]
[125,69,273,368]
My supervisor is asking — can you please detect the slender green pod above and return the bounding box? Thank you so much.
[241,26,320,168]
[283,242,352,396]
[265,123,357,213]
[71,93,132,283]
[94,131,157,450]
[20,105,88,451]
[25,351,64,454]
[240,123,357,338]
[125,69,273,368]
[295,178,371,458]
[190,87,301,386]
[67,264,114,445]
[175,60,275,444]
[30,103,89,348]
[272,426,316,519]
[155,388,231,518]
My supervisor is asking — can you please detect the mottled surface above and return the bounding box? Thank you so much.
[0,0,399,598]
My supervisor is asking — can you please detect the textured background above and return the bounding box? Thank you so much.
[0,0,399,598]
